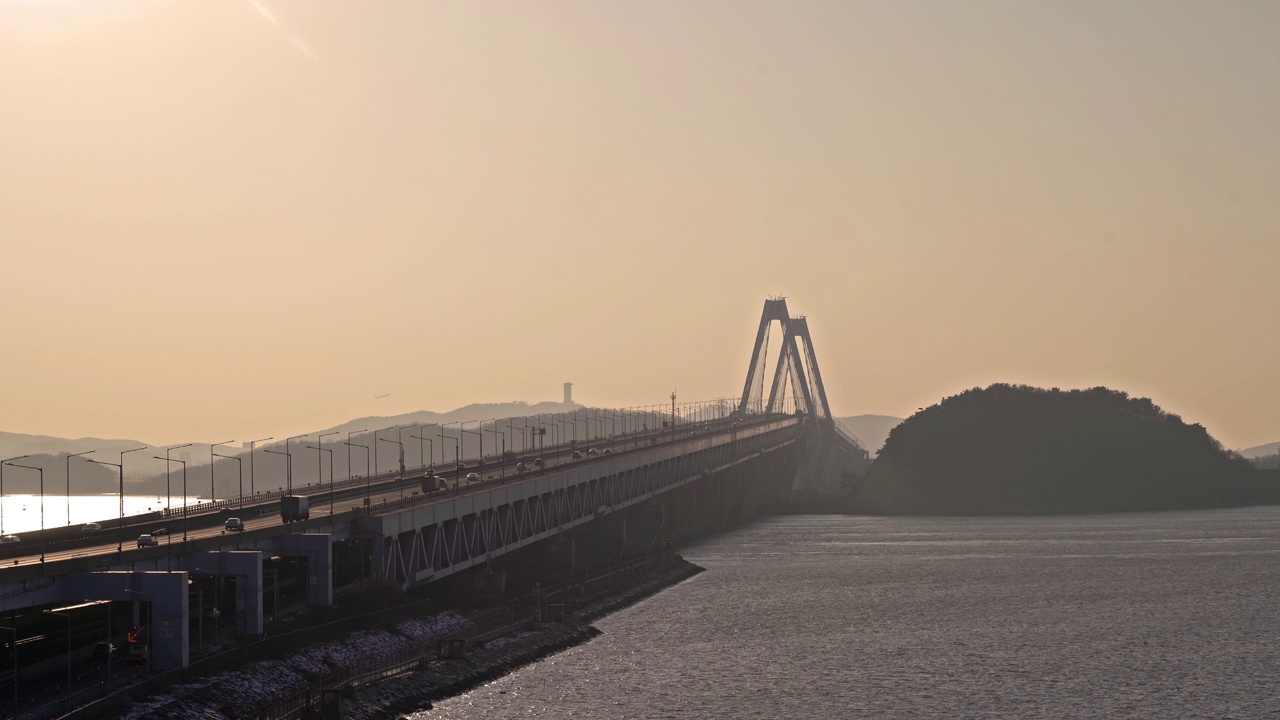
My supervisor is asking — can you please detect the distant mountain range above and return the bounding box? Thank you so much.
[835,415,903,454]
[0,431,154,466]
[1238,441,1280,459]
[0,400,607,497]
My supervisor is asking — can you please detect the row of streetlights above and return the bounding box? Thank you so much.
[0,400,740,539]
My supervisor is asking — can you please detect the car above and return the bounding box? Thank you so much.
[151,528,168,536]
[81,523,102,533]
[602,448,612,455]
[92,641,116,661]
[466,472,480,483]
[225,518,244,532]
[0,535,19,544]
[121,645,147,666]
[137,534,158,548]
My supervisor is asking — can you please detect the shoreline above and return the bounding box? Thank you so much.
[343,558,705,719]
[111,555,704,719]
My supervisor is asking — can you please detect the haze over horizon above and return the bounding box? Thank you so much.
[2,1,1278,449]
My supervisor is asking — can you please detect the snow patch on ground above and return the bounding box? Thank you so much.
[121,611,474,720]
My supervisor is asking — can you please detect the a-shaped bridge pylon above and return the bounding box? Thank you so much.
[737,297,833,419]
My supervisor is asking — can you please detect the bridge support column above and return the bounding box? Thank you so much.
[65,571,190,671]
[189,551,265,637]
[272,533,334,607]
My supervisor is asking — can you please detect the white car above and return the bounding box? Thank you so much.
[81,523,102,534]
[0,535,19,544]
[137,534,158,548]
[466,472,480,483]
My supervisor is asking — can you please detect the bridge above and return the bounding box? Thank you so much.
[0,299,866,713]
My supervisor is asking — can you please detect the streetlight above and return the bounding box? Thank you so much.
[372,427,393,480]
[284,435,309,495]
[211,452,242,508]
[441,427,459,479]
[248,437,272,498]
[153,457,187,547]
[66,450,94,526]
[510,424,525,458]
[316,432,339,499]
[306,445,334,516]
[409,430,433,474]
[43,609,71,705]
[344,442,370,506]
[377,432,404,498]
[0,454,30,535]
[461,421,484,466]
[87,446,147,557]
[163,444,192,520]
[483,424,504,479]
[346,430,367,481]
[209,441,233,504]
[262,448,290,498]
[6,463,44,557]
[397,425,411,474]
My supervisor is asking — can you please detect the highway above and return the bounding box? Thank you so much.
[0,415,756,571]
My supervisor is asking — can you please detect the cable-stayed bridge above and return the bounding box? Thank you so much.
[0,299,866,696]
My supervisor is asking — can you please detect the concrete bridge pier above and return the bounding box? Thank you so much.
[188,551,265,637]
[272,533,335,607]
[64,571,190,671]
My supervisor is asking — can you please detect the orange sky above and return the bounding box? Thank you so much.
[2,1,1278,449]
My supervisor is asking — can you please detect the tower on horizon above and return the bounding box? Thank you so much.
[564,382,573,404]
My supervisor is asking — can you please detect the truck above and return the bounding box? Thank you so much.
[281,495,310,523]
[421,472,440,493]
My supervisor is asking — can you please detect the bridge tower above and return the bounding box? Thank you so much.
[737,298,867,505]
[738,297,833,418]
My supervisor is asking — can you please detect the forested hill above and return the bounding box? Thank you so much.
[856,384,1275,515]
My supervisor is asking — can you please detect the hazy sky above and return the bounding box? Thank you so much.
[2,1,1278,449]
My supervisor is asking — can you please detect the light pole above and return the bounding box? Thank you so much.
[66,450,94,526]
[510,425,525,459]
[209,441,233,504]
[154,457,188,550]
[0,454,30,535]
[377,432,404,498]
[43,609,71,705]
[442,431,459,482]
[442,421,460,468]
[372,427,390,479]
[461,421,483,466]
[344,442,370,506]
[408,433,433,474]
[284,435,309,495]
[211,452,242,507]
[262,448,290,499]
[483,424,504,478]
[7,464,44,557]
[163,444,192,520]
[306,445,334,515]
[87,446,146,558]
[346,430,366,480]
[247,437,272,498]
[317,432,339,499]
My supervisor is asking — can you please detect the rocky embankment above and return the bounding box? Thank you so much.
[342,559,704,719]
[119,557,702,719]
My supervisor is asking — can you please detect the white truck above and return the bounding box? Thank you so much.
[281,495,310,523]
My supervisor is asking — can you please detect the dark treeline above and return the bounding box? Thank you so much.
[856,384,1276,515]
